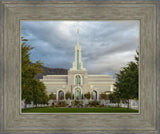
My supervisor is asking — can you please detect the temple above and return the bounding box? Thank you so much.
[40,28,115,100]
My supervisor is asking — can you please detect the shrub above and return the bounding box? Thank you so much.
[100,104,104,107]
[57,100,67,107]
[71,101,75,105]
[51,102,55,107]
[71,100,83,107]
[61,101,67,107]
[89,100,100,107]
[74,100,80,106]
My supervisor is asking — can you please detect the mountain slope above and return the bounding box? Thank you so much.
[36,66,68,80]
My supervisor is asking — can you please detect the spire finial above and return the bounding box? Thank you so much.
[77,27,79,45]
[77,27,79,34]
[76,22,79,45]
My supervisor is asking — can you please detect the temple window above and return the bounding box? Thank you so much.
[75,75,81,85]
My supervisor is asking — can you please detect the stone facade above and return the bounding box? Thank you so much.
[40,28,115,100]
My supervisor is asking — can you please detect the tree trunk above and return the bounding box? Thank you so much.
[24,103,27,109]
[127,100,130,109]
[118,103,120,107]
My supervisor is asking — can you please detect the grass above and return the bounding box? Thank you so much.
[22,107,138,113]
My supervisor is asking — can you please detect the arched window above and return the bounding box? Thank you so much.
[92,90,97,100]
[74,88,81,100]
[75,75,81,85]
[58,90,64,100]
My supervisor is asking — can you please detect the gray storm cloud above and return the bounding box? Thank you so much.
[21,21,139,76]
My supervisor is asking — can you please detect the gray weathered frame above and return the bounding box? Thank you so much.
[1,0,159,133]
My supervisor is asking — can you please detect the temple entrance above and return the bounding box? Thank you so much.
[74,88,81,100]
[92,90,97,100]
[58,90,64,100]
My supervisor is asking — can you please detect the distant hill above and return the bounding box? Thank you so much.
[36,66,68,80]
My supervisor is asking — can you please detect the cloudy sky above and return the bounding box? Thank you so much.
[21,21,139,77]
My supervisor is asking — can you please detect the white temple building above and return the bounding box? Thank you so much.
[40,28,116,101]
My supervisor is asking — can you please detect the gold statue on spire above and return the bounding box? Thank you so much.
[77,27,79,33]
[77,25,79,45]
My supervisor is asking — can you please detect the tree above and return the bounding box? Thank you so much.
[109,90,121,107]
[21,38,48,108]
[65,92,71,99]
[22,79,33,109]
[31,79,49,107]
[114,51,139,109]
[49,92,55,100]
[22,38,43,80]
[84,92,91,99]
[100,92,109,100]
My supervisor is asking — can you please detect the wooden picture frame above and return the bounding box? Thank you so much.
[1,0,159,133]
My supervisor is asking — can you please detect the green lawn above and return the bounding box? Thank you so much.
[22,107,138,113]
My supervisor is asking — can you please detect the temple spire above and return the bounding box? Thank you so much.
[77,27,79,45]
[69,27,86,71]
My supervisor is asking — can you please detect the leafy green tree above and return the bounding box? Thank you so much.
[109,90,121,107]
[72,94,74,100]
[114,51,139,109]
[49,92,54,100]
[100,93,108,100]
[84,92,91,99]
[22,38,43,80]
[21,38,48,108]
[65,92,71,99]
[81,94,83,99]
[31,79,48,107]
[22,79,33,109]
[49,92,56,100]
